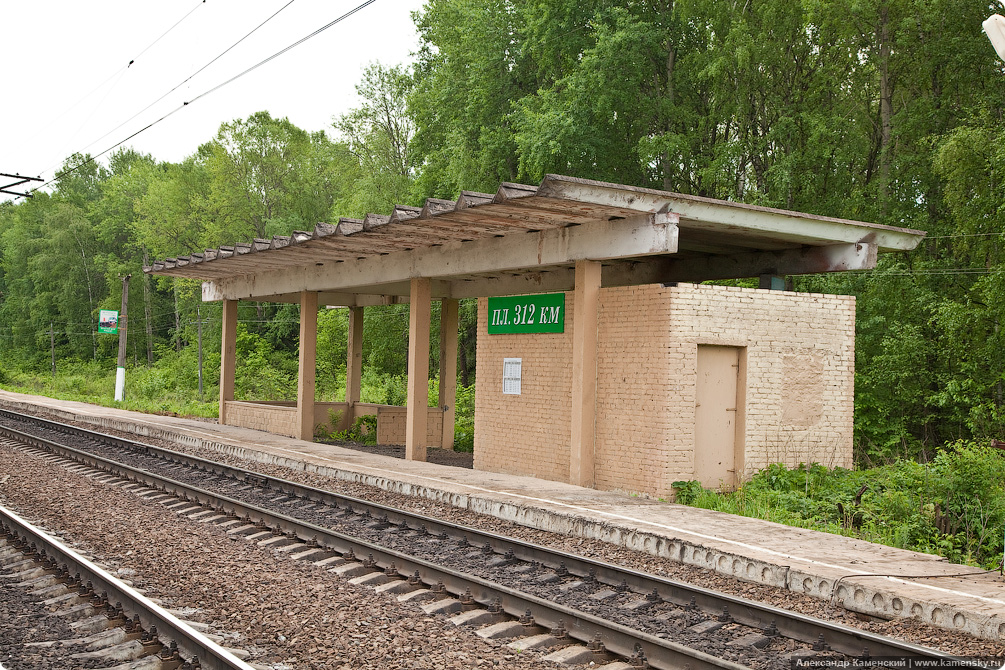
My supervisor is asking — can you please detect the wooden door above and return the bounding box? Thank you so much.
[695,346,741,490]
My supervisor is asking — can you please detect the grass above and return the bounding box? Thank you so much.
[0,360,218,418]
[4,359,1000,569]
[0,359,476,450]
[672,448,1005,569]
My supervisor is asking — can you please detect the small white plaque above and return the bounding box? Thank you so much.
[502,358,522,395]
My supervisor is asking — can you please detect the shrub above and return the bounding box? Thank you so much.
[670,444,1005,569]
[452,383,475,452]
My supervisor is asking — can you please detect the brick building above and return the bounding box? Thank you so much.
[147,175,924,493]
[475,283,855,496]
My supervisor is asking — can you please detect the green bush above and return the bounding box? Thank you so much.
[352,415,378,444]
[358,368,407,406]
[0,347,218,419]
[452,383,475,452]
[671,443,1005,569]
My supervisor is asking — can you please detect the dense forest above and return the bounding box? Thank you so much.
[3,0,1005,467]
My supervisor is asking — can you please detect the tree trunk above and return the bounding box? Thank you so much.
[174,285,182,352]
[662,39,677,192]
[74,234,97,360]
[142,251,154,365]
[459,343,470,388]
[878,3,893,215]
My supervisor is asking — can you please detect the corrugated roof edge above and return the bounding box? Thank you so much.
[539,174,928,236]
[144,174,926,274]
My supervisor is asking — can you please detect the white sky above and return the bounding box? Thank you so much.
[0,0,426,201]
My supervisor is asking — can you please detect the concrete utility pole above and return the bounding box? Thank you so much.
[49,323,55,378]
[983,9,1005,577]
[115,275,130,402]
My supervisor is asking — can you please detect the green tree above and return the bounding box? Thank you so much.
[333,63,417,216]
[198,111,337,244]
[410,0,532,197]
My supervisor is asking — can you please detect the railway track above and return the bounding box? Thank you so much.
[0,408,983,669]
[0,501,254,670]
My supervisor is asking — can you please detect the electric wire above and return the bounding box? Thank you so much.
[923,232,1005,239]
[28,0,376,199]
[130,0,208,65]
[184,0,376,106]
[50,0,298,177]
[54,68,131,167]
[32,0,210,176]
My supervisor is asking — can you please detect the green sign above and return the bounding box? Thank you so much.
[98,310,119,334]
[487,293,565,334]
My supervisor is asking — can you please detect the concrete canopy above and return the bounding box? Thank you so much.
[144,174,925,301]
[144,174,926,465]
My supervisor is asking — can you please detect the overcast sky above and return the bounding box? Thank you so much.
[1,0,425,201]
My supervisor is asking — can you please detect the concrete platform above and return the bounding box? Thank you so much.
[1,389,1003,642]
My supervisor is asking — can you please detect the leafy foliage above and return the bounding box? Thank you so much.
[197,111,337,243]
[3,0,1005,467]
[332,63,417,216]
[673,445,1005,569]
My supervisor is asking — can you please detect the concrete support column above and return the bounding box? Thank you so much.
[345,306,364,407]
[219,299,238,426]
[297,290,318,442]
[438,298,459,451]
[405,278,431,461]
[570,260,600,488]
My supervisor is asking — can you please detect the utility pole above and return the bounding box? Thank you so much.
[0,173,42,199]
[115,275,130,402]
[49,323,55,379]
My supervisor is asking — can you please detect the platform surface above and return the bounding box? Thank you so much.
[1,388,1003,642]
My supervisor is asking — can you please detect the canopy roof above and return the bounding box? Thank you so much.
[145,174,925,304]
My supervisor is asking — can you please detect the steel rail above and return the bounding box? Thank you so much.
[0,409,976,665]
[2,421,743,670]
[0,502,255,670]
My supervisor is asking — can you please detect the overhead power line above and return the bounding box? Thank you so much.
[32,0,210,174]
[27,0,376,199]
[50,0,299,177]
[130,0,209,65]
[185,0,376,106]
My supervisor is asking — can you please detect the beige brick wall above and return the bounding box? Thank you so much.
[223,400,443,446]
[475,283,855,497]
[594,285,680,495]
[473,298,573,482]
[224,401,299,437]
[376,407,444,446]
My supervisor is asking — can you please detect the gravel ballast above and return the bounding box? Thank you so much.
[0,445,562,669]
[1,403,1002,663]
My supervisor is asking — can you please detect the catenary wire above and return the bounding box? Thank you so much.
[26,0,375,198]
[44,0,299,177]
[32,0,210,175]
[184,0,375,106]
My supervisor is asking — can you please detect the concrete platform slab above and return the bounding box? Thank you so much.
[2,389,1004,641]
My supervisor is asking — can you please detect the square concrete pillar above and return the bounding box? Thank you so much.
[219,299,238,426]
[406,278,431,461]
[439,298,459,451]
[570,260,600,488]
[345,306,364,406]
[297,291,318,442]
